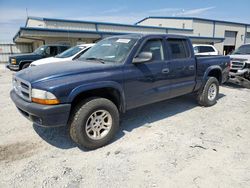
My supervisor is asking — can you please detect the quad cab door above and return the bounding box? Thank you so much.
[165,38,196,97]
[123,38,172,110]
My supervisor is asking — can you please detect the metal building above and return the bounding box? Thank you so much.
[13,17,224,50]
[136,17,250,54]
[0,43,32,63]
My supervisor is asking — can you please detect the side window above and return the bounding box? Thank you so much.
[50,46,58,56]
[140,39,164,61]
[45,47,50,55]
[193,46,199,54]
[199,46,215,53]
[59,46,69,53]
[167,39,190,59]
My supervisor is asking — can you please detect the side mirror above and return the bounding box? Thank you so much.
[133,52,152,64]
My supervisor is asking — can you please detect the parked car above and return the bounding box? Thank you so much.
[193,44,219,55]
[229,44,250,82]
[7,44,70,71]
[29,44,94,67]
[10,34,230,149]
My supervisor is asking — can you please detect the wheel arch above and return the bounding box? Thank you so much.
[19,60,32,69]
[203,66,222,84]
[68,82,126,113]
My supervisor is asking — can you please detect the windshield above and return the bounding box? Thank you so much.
[232,45,250,55]
[55,46,83,58]
[79,37,138,63]
[34,45,46,55]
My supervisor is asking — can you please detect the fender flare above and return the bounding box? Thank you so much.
[68,81,126,112]
[203,65,222,84]
[19,60,33,68]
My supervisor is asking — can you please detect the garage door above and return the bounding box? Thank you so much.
[224,31,237,45]
[246,32,250,44]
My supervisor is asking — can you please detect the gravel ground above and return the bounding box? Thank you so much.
[0,65,250,188]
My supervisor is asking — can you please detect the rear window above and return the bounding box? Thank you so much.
[198,46,215,53]
[167,39,190,59]
[59,46,70,53]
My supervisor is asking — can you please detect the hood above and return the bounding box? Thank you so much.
[230,54,250,61]
[10,53,43,61]
[15,60,110,84]
[31,57,66,65]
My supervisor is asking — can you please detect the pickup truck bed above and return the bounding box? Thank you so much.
[196,55,229,85]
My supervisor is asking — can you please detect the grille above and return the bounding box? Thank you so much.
[230,60,245,70]
[13,76,31,101]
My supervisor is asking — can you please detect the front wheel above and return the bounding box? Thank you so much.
[69,97,119,149]
[21,63,30,69]
[197,77,219,107]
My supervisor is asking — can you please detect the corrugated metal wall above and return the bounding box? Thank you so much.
[0,43,32,63]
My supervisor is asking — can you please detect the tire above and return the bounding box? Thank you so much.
[69,97,119,149]
[197,77,219,107]
[21,63,30,70]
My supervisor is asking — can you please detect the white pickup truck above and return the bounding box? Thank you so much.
[193,44,219,55]
[30,43,94,67]
[229,44,250,82]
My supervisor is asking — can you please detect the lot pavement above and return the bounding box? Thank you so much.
[0,66,250,188]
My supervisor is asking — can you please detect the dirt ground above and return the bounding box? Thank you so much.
[0,64,250,188]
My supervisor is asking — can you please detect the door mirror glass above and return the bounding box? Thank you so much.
[133,52,152,63]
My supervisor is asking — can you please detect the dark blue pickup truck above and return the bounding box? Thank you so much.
[10,34,230,149]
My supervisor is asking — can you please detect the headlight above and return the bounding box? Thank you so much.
[11,58,16,64]
[31,89,60,105]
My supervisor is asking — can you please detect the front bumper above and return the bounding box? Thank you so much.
[8,64,20,71]
[10,90,71,127]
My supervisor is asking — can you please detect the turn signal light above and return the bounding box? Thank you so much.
[32,98,60,105]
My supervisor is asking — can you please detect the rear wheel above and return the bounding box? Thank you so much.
[197,77,219,107]
[69,97,119,149]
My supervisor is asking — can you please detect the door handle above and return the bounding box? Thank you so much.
[162,68,170,74]
[189,65,195,70]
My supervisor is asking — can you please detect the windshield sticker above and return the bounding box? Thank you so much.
[101,44,111,46]
[116,39,131,43]
[105,56,115,58]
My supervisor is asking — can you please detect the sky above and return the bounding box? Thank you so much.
[0,0,250,42]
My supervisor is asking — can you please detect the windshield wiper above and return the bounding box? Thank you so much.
[85,57,105,64]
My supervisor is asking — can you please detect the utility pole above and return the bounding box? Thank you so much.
[26,8,29,18]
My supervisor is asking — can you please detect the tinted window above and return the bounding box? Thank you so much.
[50,46,58,56]
[34,45,46,55]
[199,46,215,53]
[59,46,69,53]
[140,39,164,61]
[232,44,250,55]
[167,39,190,59]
